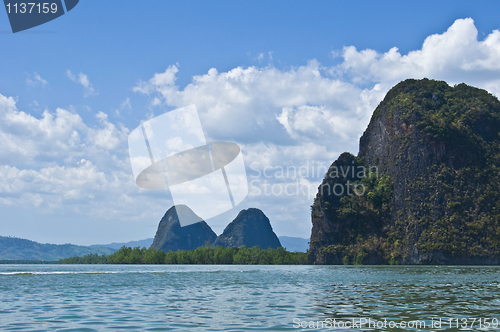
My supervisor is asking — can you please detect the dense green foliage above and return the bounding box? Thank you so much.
[0,236,116,261]
[59,245,308,265]
[311,153,395,264]
[310,79,500,265]
[59,253,108,264]
[381,80,500,260]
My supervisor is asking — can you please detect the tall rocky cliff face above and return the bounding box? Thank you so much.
[151,205,217,252]
[214,208,282,249]
[309,79,500,265]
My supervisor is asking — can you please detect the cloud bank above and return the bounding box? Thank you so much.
[2,18,500,239]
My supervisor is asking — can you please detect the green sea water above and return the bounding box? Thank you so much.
[0,265,499,331]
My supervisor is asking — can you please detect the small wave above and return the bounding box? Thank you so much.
[0,271,123,276]
[0,269,227,276]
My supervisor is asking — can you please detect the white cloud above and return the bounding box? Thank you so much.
[113,97,132,117]
[26,72,48,87]
[0,94,169,224]
[0,160,163,220]
[0,92,130,166]
[133,61,375,151]
[133,64,178,97]
[89,111,129,151]
[277,105,355,141]
[337,18,500,96]
[66,70,97,97]
[0,94,84,165]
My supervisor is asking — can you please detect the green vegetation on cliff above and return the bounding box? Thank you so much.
[151,205,217,252]
[59,245,307,265]
[309,79,500,265]
[214,208,282,249]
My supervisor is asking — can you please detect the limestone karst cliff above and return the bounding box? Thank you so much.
[309,79,500,265]
[151,205,217,252]
[214,208,282,249]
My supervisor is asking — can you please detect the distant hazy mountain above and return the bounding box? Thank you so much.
[151,205,217,252]
[278,236,309,252]
[90,238,154,250]
[214,208,281,249]
[0,236,115,261]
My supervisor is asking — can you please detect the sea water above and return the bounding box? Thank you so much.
[0,265,499,331]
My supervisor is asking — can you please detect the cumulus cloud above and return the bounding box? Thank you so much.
[0,94,85,165]
[133,61,377,152]
[66,70,97,97]
[0,93,168,224]
[0,160,163,220]
[337,18,500,96]
[0,93,131,190]
[26,72,48,87]
[89,112,129,151]
[0,93,130,166]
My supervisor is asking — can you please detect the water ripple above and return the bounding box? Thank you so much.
[0,265,499,331]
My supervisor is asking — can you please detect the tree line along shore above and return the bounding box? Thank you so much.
[58,245,308,265]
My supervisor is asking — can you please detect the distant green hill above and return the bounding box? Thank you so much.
[0,236,116,261]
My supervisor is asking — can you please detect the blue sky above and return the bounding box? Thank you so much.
[1,1,500,245]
